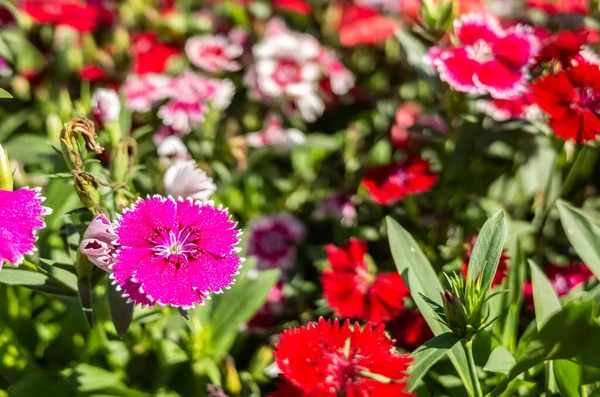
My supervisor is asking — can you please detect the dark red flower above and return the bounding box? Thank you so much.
[79,65,107,81]
[23,0,113,32]
[531,64,600,143]
[270,318,413,397]
[131,33,180,75]
[274,0,311,14]
[527,0,588,15]
[386,309,433,351]
[322,238,409,323]
[338,5,399,47]
[461,236,509,287]
[361,157,438,205]
[523,263,594,305]
[536,30,588,67]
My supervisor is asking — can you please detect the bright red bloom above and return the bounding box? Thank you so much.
[531,64,600,143]
[461,236,509,288]
[270,318,413,397]
[322,238,409,323]
[79,65,107,81]
[132,33,180,75]
[536,30,588,67]
[23,0,113,32]
[361,157,437,205]
[527,0,588,15]
[274,0,311,14]
[386,309,433,351]
[523,263,594,305]
[338,5,399,47]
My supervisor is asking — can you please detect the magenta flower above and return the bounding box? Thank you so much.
[0,187,52,268]
[247,213,305,271]
[111,196,242,308]
[185,34,243,73]
[122,73,170,112]
[430,13,539,99]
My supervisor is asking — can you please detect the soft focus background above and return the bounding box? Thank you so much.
[1,0,600,396]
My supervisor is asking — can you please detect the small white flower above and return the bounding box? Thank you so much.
[91,88,121,123]
[246,114,306,148]
[163,160,216,202]
[157,136,190,166]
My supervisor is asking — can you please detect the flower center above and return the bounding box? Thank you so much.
[574,87,600,112]
[153,227,198,262]
[389,168,413,187]
[259,231,290,255]
[466,40,495,63]
[273,59,302,87]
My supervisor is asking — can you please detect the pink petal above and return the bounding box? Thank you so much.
[494,26,540,69]
[188,252,242,293]
[0,188,51,266]
[190,203,239,257]
[434,48,481,94]
[474,60,527,99]
[115,196,176,247]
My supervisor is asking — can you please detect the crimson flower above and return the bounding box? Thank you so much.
[430,13,539,99]
[461,236,509,287]
[523,263,594,306]
[79,65,108,81]
[536,30,589,67]
[338,5,399,47]
[531,64,600,143]
[270,318,413,397]
[23,0,113,32]
[361,157,438,205]
[274,0,311,14]
[527,0,588,15]
[132,33,180,75]
[322,238,409,323]
[386,309,434,351]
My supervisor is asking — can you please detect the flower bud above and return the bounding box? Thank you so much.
[74,172,101,213]
[0,144,13,191]
[79,214,118,272]
[112,138,136,184]
[224,357,242,395]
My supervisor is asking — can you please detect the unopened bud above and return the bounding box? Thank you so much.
[74,172,101,213]
[0,144,13,191]
[224,357,242,395]
[248,345,274,382]
[112,138,136,184]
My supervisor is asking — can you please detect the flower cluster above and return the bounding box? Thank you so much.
[245,18,354,122]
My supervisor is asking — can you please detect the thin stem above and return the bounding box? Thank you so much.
[462,339,483,397]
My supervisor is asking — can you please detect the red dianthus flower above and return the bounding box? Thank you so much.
[270,318,413,397]
[531,64,600,143]
[321,238,409,323]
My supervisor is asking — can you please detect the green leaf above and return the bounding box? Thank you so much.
[4,134,55,165]
[386,217,474,396]
[554,359,582,397]
[0,268,77,296]
[408,332,460,391]
[490,301,600,396]
[467,210,507,289]
[0,87,12,98]
[484,346,516,374]
[529,259,561,330]
[557,200,600,280]
[108,282,134,338]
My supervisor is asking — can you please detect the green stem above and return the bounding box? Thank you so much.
[462,339,483,397]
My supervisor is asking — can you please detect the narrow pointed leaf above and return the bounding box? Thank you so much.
[557,200,600,280]
[467,210,507,289]
[484,346,516,374]
[408,332,460,391]
[529,260,561,330]
[554,359,582,397]
[386,217,474,395]
[108,282,134,338]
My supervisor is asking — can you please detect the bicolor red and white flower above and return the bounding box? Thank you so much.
[269,318,413,397]
[476,91,542,121]
[321,238,410,323]
[163,160,216,202]
[110,196,242,308]
[91,88,121,125]
[531,63,600,143]
[361,157,438,205]
[185,34,243,73]
[122,73,171,113]
[246,114,305,148]
[245,18,354,122]
[247,213,305,271]
[429,13,539,99]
